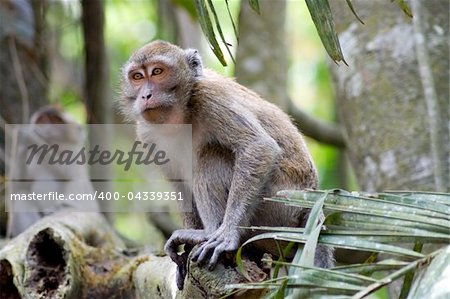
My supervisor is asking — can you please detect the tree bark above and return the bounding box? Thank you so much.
[329,0,449,192]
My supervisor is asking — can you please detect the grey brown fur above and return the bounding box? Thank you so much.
[120,40,333,290]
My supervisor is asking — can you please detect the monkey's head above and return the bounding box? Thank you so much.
[120,40,203,124]
[30,105,84,145]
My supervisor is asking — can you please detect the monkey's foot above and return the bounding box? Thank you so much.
[191,226,240,270]
[164,229,208,290]
[164,229,207,262]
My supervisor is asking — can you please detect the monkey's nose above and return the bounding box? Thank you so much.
[142,93,152,100]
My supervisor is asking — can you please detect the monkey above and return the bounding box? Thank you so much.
[7,106,99,237]
[120,40,334,289]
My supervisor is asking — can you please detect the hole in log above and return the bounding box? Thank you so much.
[0,259,21,299]
[25,228,67,297]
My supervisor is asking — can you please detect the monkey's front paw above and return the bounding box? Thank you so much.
[191,227,240,270]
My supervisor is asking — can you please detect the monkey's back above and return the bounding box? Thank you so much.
[191,70,318,250]
[192,69,318,190]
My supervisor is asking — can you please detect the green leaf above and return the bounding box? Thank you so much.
[345,0,365,24]
[376,192,449,215]
[225,0,238,42]
[287,280,364,292]
[272,190,450,229]
[272,241,295,279]
[289,191,327,297]
[305,0,347,64]
[274,261,377,285]
[235,244,250,281]
[235,190,450,297]
[193,0,227,66]
[407,246,450,299]
[294,191,327,267]
[248,0,260,14]
[319,236,424,258]
[322,229,449,243]
[206,0,235,64]
[240,231,425,258]
[273,279,288,299]
[399,242,423,299]
[334,259,409,275]
[325,213,448,235]
[393,0,413,18]
[352,248,444,298]
[226,275,288,290]
[386,191,450,206]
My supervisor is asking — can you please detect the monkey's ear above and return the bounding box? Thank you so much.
[184,49,203,77]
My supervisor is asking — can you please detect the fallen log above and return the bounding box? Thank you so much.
[0,212,267,298]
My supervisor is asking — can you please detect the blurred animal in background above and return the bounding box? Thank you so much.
[7,106,99,237]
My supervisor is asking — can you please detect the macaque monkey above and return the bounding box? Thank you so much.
[120,41,333,289]
[7,106,98,237]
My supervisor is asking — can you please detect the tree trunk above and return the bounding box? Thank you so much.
[0,0,49,235]
[235,0,288,110]
[0,0,49,125]
[81,0,111,125]
[81,0,113,214]
[329,1,450,295]
[329,0,449,192]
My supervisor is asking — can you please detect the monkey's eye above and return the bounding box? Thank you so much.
[132,73,144,80]
[152,68,163,76]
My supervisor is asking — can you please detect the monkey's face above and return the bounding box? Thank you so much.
[120,41,203,125]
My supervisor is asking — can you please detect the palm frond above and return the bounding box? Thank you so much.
[392,0,413,18]
[193,0,234,66]
[305,0,347,65]
[233,189,450,298]
[190,0,415,66]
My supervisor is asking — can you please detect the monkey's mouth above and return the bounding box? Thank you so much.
[143,106,159,112]
[142,102,163,111]
[141,105,172,123]
[141,99,174,111]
